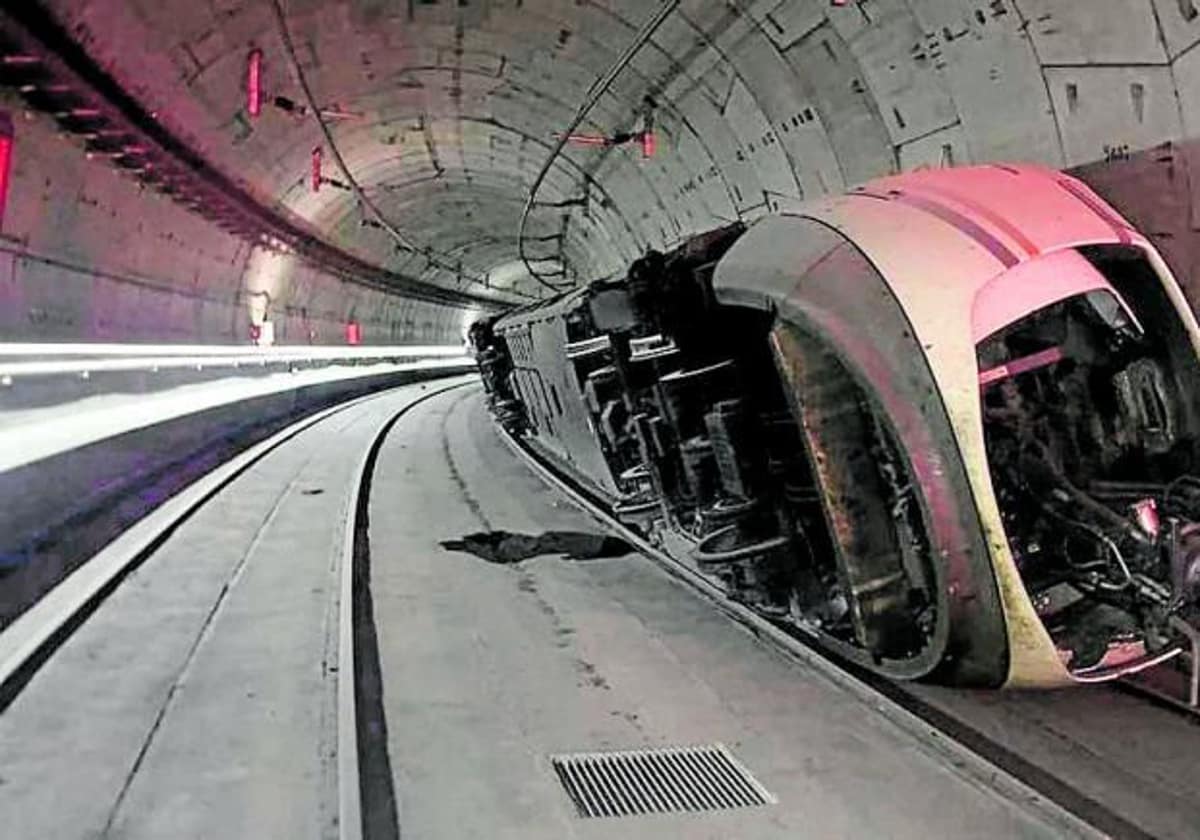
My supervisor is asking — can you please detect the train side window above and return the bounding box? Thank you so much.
[550,384,563,416]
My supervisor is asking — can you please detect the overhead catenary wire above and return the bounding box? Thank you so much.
[268,0,535,301]
[517,0,681,294]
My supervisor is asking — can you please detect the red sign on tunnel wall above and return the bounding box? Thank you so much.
[345,321,362,345]
[641,129,656,159]
[0,112,13,231]
[247,49,263,118]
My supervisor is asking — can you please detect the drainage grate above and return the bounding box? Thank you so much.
[550,743,775,818]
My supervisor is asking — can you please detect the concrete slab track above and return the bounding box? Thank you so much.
[5,382,1182,839]
[0,380,467,840]
[367,386,1065,840]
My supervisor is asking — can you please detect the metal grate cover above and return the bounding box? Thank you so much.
[550,743,776,818]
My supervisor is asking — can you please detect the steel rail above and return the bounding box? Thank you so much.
[339,379,479,840]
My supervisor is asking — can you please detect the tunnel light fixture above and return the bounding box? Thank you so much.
[271,95,360,122]
[555,132,613,147]
[319,104,363,121]
[0,111,12,231]
[555,99,658,158]
[0,343,466,358]
[555,128,655,157]
[247,49,263,118]
[311,146,322,192]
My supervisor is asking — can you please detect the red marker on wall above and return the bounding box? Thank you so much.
[0,112,13,231]
[247,49,263,118]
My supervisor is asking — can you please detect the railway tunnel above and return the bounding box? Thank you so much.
[3,1,1200,838]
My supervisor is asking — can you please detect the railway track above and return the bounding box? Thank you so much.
[0,377,475,840]
[500,420,1200,840]
[339,378,480,840]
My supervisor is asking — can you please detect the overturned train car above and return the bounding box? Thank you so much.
[471,164,1200,689]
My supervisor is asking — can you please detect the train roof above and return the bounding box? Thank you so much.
[713,164,1158,348]
[831,164,1152,344]
[833,163,1148,275]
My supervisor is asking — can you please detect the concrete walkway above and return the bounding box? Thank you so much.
[0,381,457,839]
[368,387,1067,840]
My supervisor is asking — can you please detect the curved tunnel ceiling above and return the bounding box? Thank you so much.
[33,0,1200,302]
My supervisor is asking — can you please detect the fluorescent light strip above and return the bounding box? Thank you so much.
[0,343,466,358]
[0,358,476,473]
[0,352,472,378]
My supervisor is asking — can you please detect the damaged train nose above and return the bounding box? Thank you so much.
[977,244,1200,682]
[471,163,1200,700]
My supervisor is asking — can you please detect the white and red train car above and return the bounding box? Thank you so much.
[473,164,1200,690]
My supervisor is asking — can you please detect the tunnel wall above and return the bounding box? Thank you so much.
[1072,140,1200,313]
[9,1,1200,340]
[589,1,1200,308]
[0,96,473,346]
[470,0,1200,291]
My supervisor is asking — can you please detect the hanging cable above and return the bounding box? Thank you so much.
[517,0,680,293]
[268,0,534,299]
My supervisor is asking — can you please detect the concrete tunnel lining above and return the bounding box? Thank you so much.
[6,5,1200,838]
[3,0,1200,339]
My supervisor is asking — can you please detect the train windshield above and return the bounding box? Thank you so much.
[976,289,1141,386]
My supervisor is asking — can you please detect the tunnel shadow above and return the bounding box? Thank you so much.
[440,530,633,565]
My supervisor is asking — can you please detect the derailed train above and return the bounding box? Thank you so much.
[470,164,1200,689]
